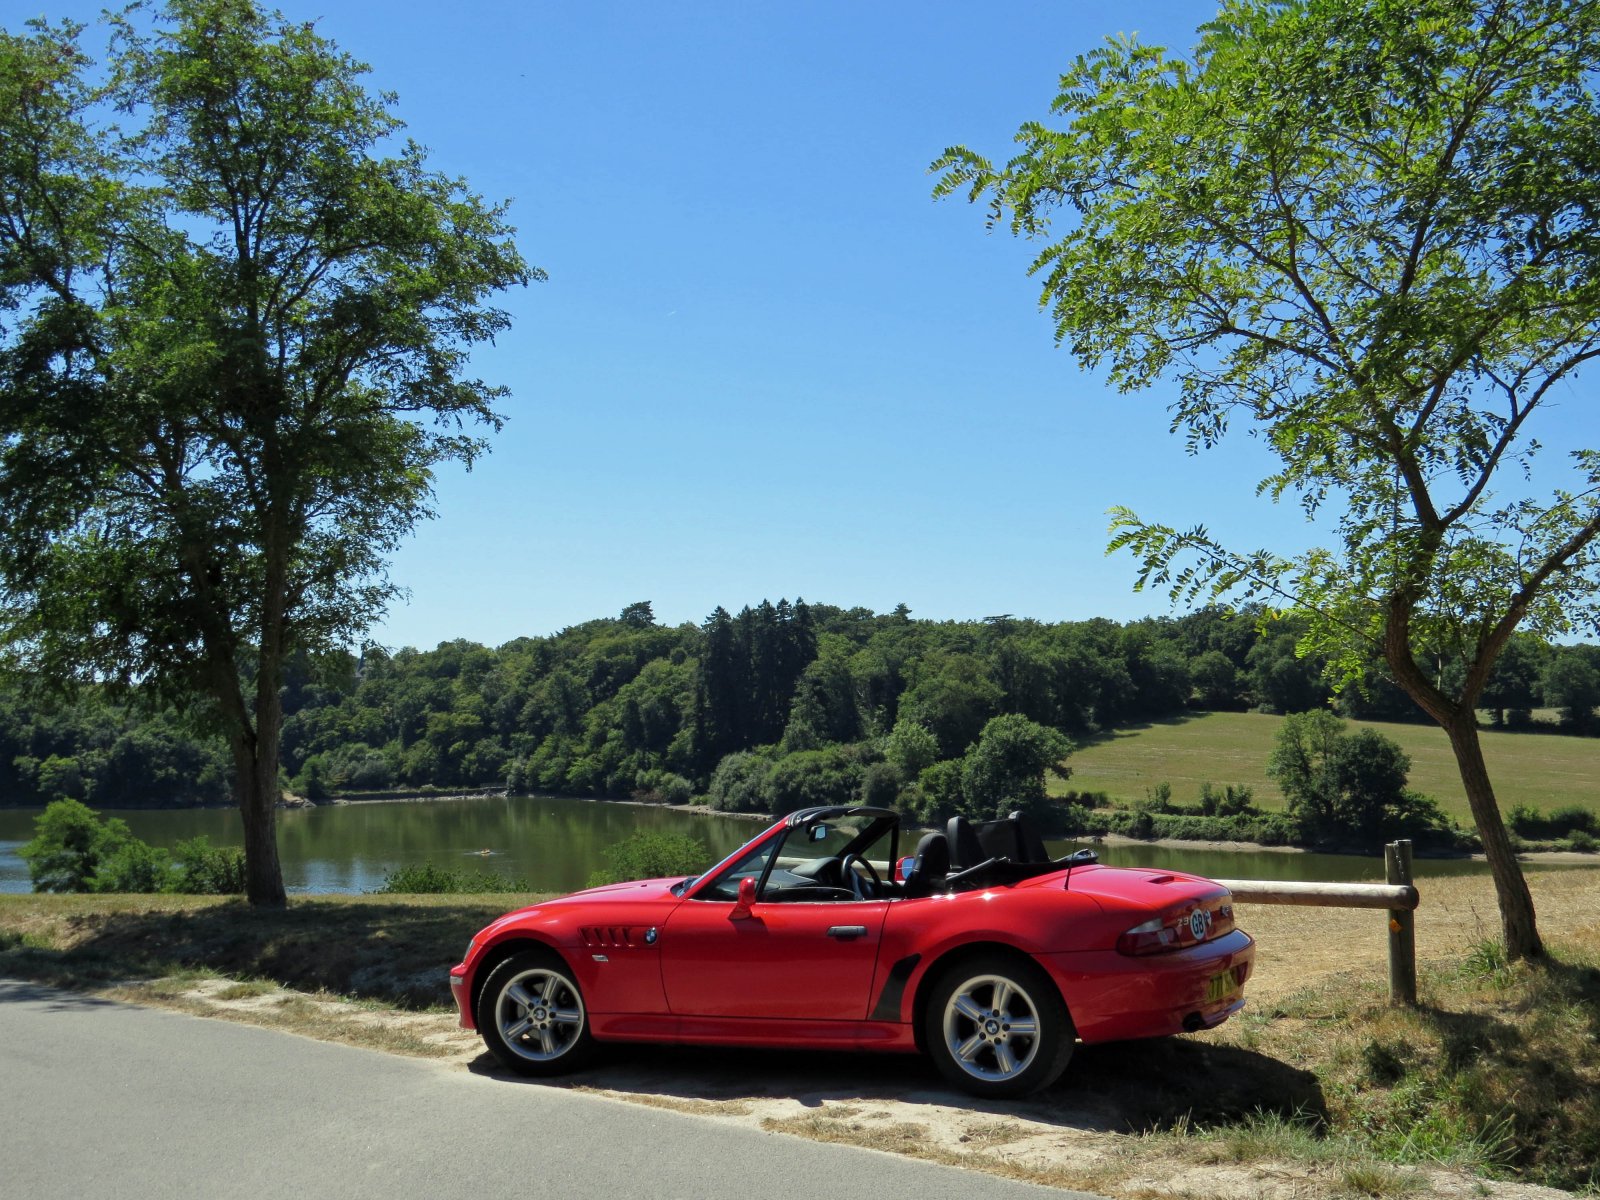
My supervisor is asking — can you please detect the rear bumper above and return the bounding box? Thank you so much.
[1040,929,1254,1043]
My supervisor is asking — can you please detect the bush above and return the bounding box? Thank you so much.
[173,836,248,894]
[1506,803,1599,841]
[656,772,694,805]
[1565,828,1597,853]
[908,759,965,825]
[292,755,331,800]
[858,761,901,807]
[92,839,175,893]
[1198,781,1254,816]
[375,862,530,894]
[706,751,774,813]
[587,832,708,887]
[1084,807,1302,845]
[766,747,865,813]
[17,799,138,893]
[1549,805,1599,835]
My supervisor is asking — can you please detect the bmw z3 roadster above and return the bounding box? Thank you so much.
[450,806,1254,1097]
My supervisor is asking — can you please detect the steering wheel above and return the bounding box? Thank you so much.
[839,853,882,901]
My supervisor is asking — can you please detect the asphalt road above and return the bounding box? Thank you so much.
[0,979,1104,1200]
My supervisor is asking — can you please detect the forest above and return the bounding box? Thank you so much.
[5,599,1599,827]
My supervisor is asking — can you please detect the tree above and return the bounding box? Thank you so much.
[1541,646,1600,732]
[17,798,135,892]
[0,3,534,905]
[934,0,1600,958]
[959,712,1073,824]
[1189,649,1240,710]
[1267,711,1418,848]
[1476,634,1545,727]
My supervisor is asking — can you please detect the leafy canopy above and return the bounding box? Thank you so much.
[0,0,535,707]
[933,0,1600,700]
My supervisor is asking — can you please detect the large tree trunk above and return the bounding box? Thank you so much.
[240,771,286,908]
[1383,607,1543,961]
[1445,716,1542,960]
[230,684,287,909]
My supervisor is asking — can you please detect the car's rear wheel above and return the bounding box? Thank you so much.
[923,952,1074,1098]
[476,949,596,1076]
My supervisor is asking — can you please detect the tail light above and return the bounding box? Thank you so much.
[1117,897,1235,956]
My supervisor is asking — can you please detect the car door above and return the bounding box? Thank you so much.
[658,894,890,1020]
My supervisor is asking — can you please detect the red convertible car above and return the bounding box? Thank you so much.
[450,806,1254,1097]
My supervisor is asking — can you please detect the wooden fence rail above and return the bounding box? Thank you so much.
[1215,839,1419,1006]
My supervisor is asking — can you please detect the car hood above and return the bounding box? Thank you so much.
[473,877,684,940]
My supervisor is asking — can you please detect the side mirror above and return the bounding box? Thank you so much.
[731,876,758,920]
[896,856,914,882]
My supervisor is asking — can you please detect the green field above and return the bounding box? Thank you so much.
[1050,710,1600,822]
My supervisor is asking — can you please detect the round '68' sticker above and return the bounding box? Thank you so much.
[1189,908,1212,941]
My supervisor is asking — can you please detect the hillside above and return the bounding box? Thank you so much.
[1054,710,1600,821]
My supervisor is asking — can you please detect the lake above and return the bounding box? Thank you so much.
[0,794,1541,896]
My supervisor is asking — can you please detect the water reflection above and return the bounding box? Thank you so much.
[0,795,1578,895]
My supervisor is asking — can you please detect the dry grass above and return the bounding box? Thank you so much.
[1054,710,1600,821]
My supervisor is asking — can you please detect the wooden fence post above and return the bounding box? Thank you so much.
[1385,839,1417,1006]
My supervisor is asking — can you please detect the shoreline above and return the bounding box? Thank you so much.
[5,788,1595,864]
[314,790,1600,864]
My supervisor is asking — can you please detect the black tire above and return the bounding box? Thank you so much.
[922,951,1074,1098]
[476,949,596,1076]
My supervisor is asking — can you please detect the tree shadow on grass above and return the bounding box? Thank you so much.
[0,897,511,1009]
[1066,713,1205,753]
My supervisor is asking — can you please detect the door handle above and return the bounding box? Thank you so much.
[826,925,868,939]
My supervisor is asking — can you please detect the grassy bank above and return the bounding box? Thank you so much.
[4,869,1598,1196]
[1054,710,1600,822]
[0,892,542,1009]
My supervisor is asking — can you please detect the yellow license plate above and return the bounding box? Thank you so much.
[1204,971,1237,1003]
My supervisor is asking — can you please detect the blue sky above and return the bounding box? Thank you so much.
[34,2,1341,647]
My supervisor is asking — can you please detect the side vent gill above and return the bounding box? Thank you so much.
[580,926,641,948]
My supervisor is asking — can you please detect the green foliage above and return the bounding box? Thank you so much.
[91,840,176,894]
[586,832,708,888]
[897,653,1002,758]
[0,689,231,808]
[173,837,248,895]
[884,718,939,778]
[1090,806,1303,846]
[1198,781,1254,817]
[1541,647,1600,732]
[857,761,901,808]
[958,712,1073,823]
[375,863,530,894]
[17,800,253,893]
[1267,712,1454,848]
[901,758,960,826]
[17,799,135,893]
[630,769,694,805]
[292,756,332,802]
[766,747,868,813]
[1509,804,1600,845]
[705,750,777,814]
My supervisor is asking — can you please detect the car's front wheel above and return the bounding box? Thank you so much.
[476,949,596,1076]
[923,952,1074,1098]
